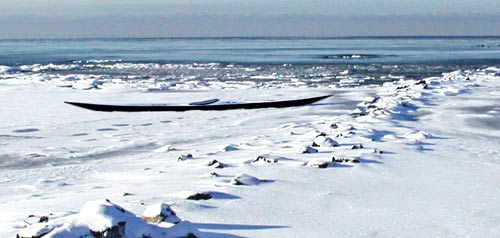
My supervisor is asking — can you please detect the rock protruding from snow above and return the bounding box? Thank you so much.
[301,145,318,154]
[177,153,194,161]
[173,191,213,200]
[253,155,278,163]
[312,136,339,147]
[208,159,225,168]
[187,192,213,201]
[231,174,261,186]
[332,156,360,163]
[350,144,364,150]
[305,160,330,168]
[142,203,181,224]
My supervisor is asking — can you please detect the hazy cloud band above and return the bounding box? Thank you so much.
[1,14,499,38]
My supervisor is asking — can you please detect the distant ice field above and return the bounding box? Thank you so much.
[1,37,500,88]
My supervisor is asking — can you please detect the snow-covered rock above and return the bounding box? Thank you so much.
[16,199,198,238]
[231,174,262,186]
[301,145,318,154]
[142,203,181,224]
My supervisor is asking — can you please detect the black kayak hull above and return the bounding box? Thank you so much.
[65,95,331,112]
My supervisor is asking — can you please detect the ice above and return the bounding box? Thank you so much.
[485,67,500,75]
[1,61,472,90]
[0,65,21,73]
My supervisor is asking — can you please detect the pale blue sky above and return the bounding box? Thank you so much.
[1,0,499,38]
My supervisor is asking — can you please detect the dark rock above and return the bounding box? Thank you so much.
[25,215,49,224]
[187,192,213,200]
[351,111,369,117]
[307,161,330,168]
[317,162,329,168]
[208,160,224,168]
[39,216,49,223]
[209,171,219,177]
[232,180,245,185]
[330,123,338,129]
[253,155,277,163]
[396,85,409,90]
[332,156,360,163]
[316,132,327,137]
[351,144,364,149]
[415,80,427,85]
[177,153,193,161]
[90,221,126,238]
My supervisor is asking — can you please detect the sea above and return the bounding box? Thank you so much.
[1,36,500,88]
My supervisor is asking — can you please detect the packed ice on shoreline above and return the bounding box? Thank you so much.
[1,61,489,91]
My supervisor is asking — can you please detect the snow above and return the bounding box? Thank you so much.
[1,67,500,237]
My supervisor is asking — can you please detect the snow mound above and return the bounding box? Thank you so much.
[153,145,174,153]
[404,130,432,142]
[222,144,240,151]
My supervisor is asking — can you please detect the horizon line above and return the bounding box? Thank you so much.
[2,35,500,41]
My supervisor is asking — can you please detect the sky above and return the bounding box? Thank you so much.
[1,0,500,38]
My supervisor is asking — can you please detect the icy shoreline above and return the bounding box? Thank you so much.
[1,67,499,237]
[0,61,475,90]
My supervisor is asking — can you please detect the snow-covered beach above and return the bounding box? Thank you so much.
[1,64,499,237]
